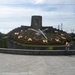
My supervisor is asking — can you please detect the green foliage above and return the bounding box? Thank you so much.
[0,32,7,48]
[47,46,53,50]
[0,38,6,48]
[0,32,5,37]
[70,41,74,45]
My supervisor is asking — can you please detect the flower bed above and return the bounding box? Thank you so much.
[9,28,71,45]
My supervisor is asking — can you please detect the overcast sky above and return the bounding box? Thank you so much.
[0,0,75,33]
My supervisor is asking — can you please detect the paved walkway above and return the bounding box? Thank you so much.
[0,53,75,75]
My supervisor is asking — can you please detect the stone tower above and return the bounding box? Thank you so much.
[31,15,42,29]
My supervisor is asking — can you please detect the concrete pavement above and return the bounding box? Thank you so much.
[0,53,75,75]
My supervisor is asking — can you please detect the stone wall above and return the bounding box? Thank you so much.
[0,47,75,55]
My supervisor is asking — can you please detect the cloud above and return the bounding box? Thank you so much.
[0,0,75,33]
[34,0,44,4]
[0,0,44,4]
[0,5,74,24]
[0,29,12,34]
[43,0,75,4]
[0,5,74,18]
[0,0,74,4]
[0,21,30,33]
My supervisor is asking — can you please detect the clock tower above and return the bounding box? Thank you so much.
[31,15,42,29]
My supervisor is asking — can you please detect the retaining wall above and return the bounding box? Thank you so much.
[0,48,75,55]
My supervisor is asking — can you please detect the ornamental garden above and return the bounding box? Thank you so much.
[10,28,71,45]
[7,15,72,49]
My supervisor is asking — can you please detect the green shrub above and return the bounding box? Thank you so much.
[47,46,53,50]
[0,32,7,48]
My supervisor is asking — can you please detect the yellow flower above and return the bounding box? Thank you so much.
[14,32,19,35]
[28,38,32,41]
[55,39,60,42]
[43,40,48,43]
[61,37,66,39]
[61,34,64,36]
[18,36,23,39]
